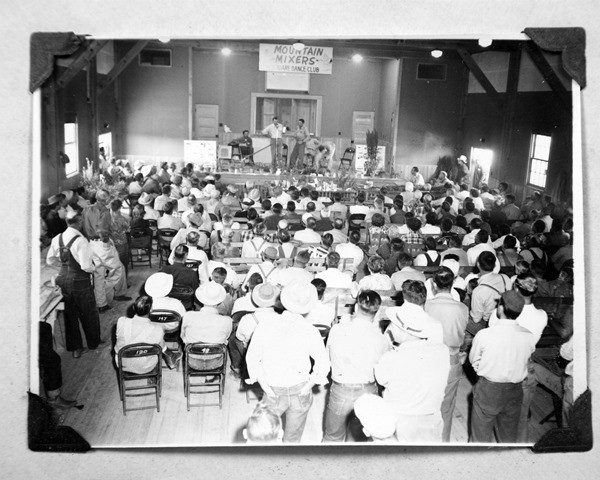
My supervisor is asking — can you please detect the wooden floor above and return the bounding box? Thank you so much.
[49,261,559,446]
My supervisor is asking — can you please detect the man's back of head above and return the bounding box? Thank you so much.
[401,280,427,307]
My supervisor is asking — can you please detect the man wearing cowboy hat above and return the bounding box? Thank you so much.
[181,283,233,370]
[469,290,536,443]
[424,267,469,442]
[46,209,108,358]
[323,290,389,442]
[375,296,450,443]
[246,280,330,443]
[233,282,281,375]
[141,165,161,195]
[137,192,160,220]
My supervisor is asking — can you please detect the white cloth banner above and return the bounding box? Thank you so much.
[184,140,217,168]
[259,43,333,74]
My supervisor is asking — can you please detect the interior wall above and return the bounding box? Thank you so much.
[462,91,572,204]
[394,56,466,172]
[118,43,189,159]
[377,59,400,143]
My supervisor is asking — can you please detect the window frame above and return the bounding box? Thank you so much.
[527,132,552,189]
[63,119,79,178]
[250,92,322,137]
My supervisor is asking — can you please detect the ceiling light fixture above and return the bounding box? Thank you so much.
[352,53,363,63]
[431,49,443,58]
[221,47,232,56]
[478,37,493,48]
[292,41,305,51]
[158,37,170,44]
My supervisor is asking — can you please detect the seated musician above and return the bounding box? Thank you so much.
[229,130,254,163]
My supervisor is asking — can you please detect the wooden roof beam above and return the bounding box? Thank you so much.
[457,48,504,112]
[524,41,571,107]
[55,40,108,90]
[97,40,149,96]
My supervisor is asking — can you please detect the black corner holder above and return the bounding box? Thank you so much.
[532,388,593,453]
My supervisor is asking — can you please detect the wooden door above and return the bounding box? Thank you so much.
[352,111,375,144]
[194,104,219,139]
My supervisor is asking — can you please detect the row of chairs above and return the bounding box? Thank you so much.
[117,341,227,415]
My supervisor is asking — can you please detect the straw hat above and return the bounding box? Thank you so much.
[280,280,318,315]
[262,247,279,261]
[387,303,430,339]
[138,192,155,205]
[145,273,174,298]
[251,283,280,308]
[140,165,153,177]
[195,283,227,306]
[248,188,261,202]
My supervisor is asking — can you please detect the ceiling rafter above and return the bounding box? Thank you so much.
[97,40,149,96]
[55,40,108,90]
[456,48,504,112]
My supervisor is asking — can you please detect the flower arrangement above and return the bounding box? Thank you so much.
[79,158,128,200]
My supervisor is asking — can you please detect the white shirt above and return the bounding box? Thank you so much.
[467,243,497,267]
[294,228,322,245]
[114,315,165,374]
[46,226,95,273]
[349,205,370,216]
[262,122,283,139]
[231,293,256,315]
[207,260,240,289]
[358,273,394,291]
[488,303,548,344]
[246,311,330,387]
[305,302,336,327]
[469,319,536,383]
[181,306,232,345]
[375,341,450,415]
[335,243,365,273]
[241,261,276,289]
[269,266,314,287]
[315,268,354,289]
[236,307,279,344]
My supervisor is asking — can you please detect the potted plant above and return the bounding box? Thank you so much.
[365,129,379,177]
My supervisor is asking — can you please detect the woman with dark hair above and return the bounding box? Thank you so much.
[114,295,181,372]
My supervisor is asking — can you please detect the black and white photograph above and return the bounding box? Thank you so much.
[2,0,599,478]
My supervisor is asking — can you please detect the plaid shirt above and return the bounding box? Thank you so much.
[239,229,255,242]
[400,231,424,244]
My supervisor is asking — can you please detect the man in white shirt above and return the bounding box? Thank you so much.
[469,291,536,443]
[488,274,548,442]
[240,247,278,290]
[294,216,322,245]
[335,230,365,276]
[375,299,450,442]
[323,290,389,442]
[390,253,426,290]
[424,267,469,441]
[466,230,497,267]
[315,252,354,289]
[325,218,348,245]
[262,116,284,171]
[269,250,314,287]
[246,281,330,442]
[145,272,186,335]
[410,166,425,187]
[385,280,444,345]
[289,118,310,170]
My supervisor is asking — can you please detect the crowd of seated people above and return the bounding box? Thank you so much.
[41,161,576,444]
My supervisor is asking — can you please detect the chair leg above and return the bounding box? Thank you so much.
[155,383,160,413]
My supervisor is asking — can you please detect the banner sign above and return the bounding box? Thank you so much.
[259,43,333,75]
[184,140,217,168]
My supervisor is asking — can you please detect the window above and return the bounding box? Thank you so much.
[250,93,322,136]
[139,49,172,67]
[528,133,551,188]
[64,120,79,177]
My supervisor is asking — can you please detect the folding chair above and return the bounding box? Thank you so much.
[157,228,178,267]
[128,227,153,268]
[117,343,162,415]
[168,284,195,311]
[149,309,183,367]
[340,147,355,169]
[183,343,227,410]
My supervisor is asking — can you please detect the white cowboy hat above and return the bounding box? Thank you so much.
[145,273,174,298]
[251,283,280,308]
[280,280,318,315]
[354,394,398,439]
[387,303,430,339]
[195,282,227,306]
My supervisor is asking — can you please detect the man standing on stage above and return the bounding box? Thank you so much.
[289,118,310,170]
[262,116,284,172]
